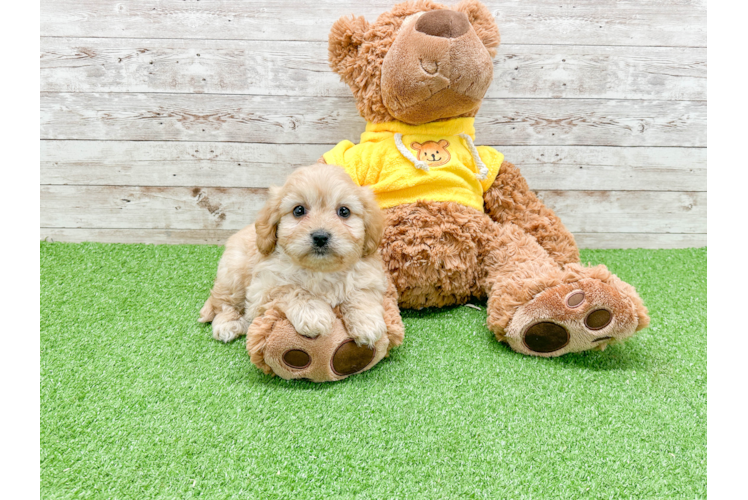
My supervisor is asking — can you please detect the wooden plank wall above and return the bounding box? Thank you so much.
[40,0,707,248]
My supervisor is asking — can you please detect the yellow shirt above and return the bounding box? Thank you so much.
[323,118,504,212]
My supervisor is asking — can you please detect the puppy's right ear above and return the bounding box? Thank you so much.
[255,187,283,256]
[329,15,369,84]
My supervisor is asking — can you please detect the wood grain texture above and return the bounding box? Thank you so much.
[573,232,705,250]
[41,185,706,234]
[536,190,706,233]
[40,228,706,249]
[41,141,706,192]
[41,227,237,245]
[40,0,707,47]
[41,38,706,101]
[41,185,268,230]
[40,93,706,146]
[40,141,313,188]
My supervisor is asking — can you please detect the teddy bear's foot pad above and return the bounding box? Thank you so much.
[279,340,375,375]
[503,278,640,357]
[331,340,377,375]
[248,312,390,382]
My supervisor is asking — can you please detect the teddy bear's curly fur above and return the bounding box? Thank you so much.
[323,0,649,357]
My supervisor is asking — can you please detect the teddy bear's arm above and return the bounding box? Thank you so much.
[483,159,580,267]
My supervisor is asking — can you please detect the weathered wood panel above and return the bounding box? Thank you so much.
[41,38,707,101]
[573,232,705,250]
[41,141,707,192]
[40,141,312,188]
[40,228,707,249]
[40,0,707,47]
[41,228,239,245]
[41,185,268,230]
[41,185,706,234]
[40,93,706,146]
[536,190,705,234]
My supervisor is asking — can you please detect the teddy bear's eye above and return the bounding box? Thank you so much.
[337,206,351,218]
[293,205,306,218]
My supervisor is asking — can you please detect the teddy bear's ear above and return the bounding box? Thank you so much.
[438,140,450,148]
[328,15,370,82]
[454,0,500,57]
[410,142,423,151]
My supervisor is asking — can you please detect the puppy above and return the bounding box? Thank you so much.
[199,164,388,347]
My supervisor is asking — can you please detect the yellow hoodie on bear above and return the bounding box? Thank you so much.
[323,118,503,212]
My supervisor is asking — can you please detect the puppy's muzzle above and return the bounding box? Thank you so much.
[311,230,331,253]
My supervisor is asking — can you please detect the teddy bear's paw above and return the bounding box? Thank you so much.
[502,278,647,357]
[250,315,391,382]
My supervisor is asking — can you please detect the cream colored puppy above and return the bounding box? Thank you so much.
[199,164,388,347]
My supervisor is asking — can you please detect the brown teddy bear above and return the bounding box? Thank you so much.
[321,0,651,351]
[247,0,649,381]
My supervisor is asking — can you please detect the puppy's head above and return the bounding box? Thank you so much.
[255,164,384,272]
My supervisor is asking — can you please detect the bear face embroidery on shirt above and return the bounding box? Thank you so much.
[411,140,451,167]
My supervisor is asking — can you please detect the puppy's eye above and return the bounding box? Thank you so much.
[293,205,306,218]
[337,206,351,218]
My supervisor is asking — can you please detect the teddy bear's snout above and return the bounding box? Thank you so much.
[415,9,470,39]
[379,7,494,124]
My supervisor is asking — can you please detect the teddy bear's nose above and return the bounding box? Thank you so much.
[415,9,471,38]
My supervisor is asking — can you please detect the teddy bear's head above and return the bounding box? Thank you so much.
[329,0,500,125]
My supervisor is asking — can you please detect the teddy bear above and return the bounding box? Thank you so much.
[247,0,649,382]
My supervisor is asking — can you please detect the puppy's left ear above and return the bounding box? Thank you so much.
[455,0,500,57]
[255,186,283,256]
[359,186,385,257]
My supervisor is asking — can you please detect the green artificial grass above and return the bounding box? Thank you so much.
[40,242,706,499]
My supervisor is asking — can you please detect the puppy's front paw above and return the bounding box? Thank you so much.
[212,318,248,343]
[344,311,387,347]
[288,305,336,339]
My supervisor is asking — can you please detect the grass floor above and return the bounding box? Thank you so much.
[40,242,706,499]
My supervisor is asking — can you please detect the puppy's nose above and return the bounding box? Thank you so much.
[311,230,331,248]
[415,9,470,38]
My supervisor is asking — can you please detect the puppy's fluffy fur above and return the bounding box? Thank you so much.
[199,164,388,347]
